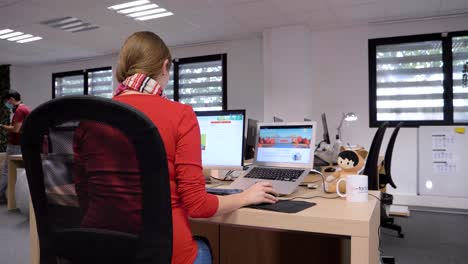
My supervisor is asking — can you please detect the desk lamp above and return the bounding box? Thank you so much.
[337,112,357,140]
[332,112,358,159]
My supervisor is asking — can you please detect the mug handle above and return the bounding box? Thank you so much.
[336,178,347,197]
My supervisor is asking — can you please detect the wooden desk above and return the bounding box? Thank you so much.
[29,176,380,264]
[191,184,380,264]
[7,154,24,210]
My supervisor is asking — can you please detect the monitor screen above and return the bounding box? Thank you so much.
[321,113,331,144]
[273,116,284,122]
[246,118,258,147]
[244,118,258,160]
[196,110,245,168]
[256,125,314,165]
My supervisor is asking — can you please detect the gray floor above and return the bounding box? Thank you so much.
[381,209,468,264]
[1,204,467,264]
[0,205,30,264]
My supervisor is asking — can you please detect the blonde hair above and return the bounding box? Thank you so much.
[116,31,172,83]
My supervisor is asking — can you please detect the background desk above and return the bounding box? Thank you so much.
[7,154,23,210]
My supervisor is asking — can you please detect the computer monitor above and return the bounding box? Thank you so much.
[245,118,258,159]
[321,113,331,144]
[273,116,284,122]
[196,110,245,170]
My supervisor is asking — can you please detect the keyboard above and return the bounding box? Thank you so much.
[244,167,305,182]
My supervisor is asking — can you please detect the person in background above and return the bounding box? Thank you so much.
[0,90,31,204]
[73,31,278,264]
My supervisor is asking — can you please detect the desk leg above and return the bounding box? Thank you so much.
[7,159,17,210]
[350,226,379,263]
[351,237,371,264]
[30,200,40,264]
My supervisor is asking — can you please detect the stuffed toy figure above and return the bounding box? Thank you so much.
[324,147,368,193]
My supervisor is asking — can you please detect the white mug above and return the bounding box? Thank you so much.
[336,175,368,202]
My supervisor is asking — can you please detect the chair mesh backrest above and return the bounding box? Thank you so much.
[363,122,388,190]
[382,122,404,189]
[21,96,172,264]
[48,123,78,154]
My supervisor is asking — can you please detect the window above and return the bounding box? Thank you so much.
[369,31,468,127]
[169,54,227,111]
[53,67,113,98]
[452,35,468,122]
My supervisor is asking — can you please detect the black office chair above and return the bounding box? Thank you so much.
[380,122,403,190]
[21,96,172,264]
[380,122,404,238]
[363,122,389,190]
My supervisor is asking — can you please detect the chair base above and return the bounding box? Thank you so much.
[382,222,404,238]
[381,256,396,264]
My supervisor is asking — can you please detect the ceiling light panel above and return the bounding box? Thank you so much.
[108,0,174,21]
[0,29,42,44]
[41,17,100,33]
[127,8,166,17]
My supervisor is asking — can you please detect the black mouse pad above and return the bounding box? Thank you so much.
[246,200,316,213]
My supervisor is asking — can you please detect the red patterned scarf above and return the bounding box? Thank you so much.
[114,73,163,96]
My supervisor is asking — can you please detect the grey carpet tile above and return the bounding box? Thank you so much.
[381,209,468,264]
[0,205,30,264]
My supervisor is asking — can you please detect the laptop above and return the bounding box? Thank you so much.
[230,122,317,195]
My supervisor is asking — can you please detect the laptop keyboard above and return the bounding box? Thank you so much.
[244,167,305,182]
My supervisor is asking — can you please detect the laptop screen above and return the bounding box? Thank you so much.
[256,125,314,165]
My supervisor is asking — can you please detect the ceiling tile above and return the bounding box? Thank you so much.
[333,2,385,24]
[440,0,468,12]
[229,0,281,22]
[306,10,339,29]
[155,0,213,12]
[208,0,258,6]
[330,0,378,7]
[271,0,327,15]
[383,0,441,18]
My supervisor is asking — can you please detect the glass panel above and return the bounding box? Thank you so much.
[178,60,223,111]
[88,69,113,98]
[452,35,468,122]
[376,41,444,121]
[54,74,84,97]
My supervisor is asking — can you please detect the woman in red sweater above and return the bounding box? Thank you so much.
[73,31,278,264]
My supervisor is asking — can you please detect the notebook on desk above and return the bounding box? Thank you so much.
[230,122,317,195]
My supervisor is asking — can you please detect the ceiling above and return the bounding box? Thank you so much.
[0,0,467,65]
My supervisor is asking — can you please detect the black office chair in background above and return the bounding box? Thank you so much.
[363,122,389,190]
[380,122,404,238]
[21,96,173,264]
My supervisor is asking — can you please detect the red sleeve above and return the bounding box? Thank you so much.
[72,124,89,212]
[174,106,219,218]
[13,107,28,123]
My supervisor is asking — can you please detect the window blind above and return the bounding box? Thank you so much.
[164,69,174,100]
[376,40,444,121]
[178,60,223,111]
[88,69,113,98]
[452,36,468,122]
[54,74,84,97]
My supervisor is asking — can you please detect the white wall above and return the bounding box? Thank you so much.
[263,25,313,122]
[304,16,468,208]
